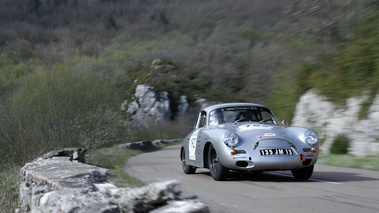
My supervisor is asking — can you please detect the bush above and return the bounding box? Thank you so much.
[75,106,126,149]
[330,133,350,154]
[3,39,33,64]
[0,58,127,165]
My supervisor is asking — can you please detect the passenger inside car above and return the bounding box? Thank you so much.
[209,110,223,126]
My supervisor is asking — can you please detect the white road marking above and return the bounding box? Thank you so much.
[268,172,342,184]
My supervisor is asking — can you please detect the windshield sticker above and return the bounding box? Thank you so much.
[189,130,199,160]
[222,106,258,111]
[239,125,273,131]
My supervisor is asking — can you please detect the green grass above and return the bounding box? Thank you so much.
[0,164,21,213]
[86,140,182,187]
[318,154,379,171]
[86,145,145,187]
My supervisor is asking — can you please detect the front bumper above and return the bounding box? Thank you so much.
[219,146,318,171]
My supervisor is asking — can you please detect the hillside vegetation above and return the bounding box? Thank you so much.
[0,0,378,167]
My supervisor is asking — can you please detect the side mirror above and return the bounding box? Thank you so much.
[281,120,288,127]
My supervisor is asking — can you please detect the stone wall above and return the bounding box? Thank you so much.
[292,90,379,156]
[16,146,209,213]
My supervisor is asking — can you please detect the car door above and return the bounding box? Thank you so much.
[187,111,207,166]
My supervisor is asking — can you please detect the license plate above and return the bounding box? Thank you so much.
[260,149,293,156]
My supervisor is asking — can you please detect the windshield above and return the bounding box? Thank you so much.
[209,106,277,126]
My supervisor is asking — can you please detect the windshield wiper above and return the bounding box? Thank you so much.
[233,118,246,125]
[259,118,273,124]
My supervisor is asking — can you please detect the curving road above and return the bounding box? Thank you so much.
[125,144,379,213]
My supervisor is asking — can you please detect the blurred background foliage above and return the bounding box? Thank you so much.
[1,1,378,211]
[0,0,378,166]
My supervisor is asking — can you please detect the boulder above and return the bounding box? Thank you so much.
[118,139,182,150]
[118,141,154,150]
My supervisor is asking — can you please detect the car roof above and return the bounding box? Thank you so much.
[202,103,268,113]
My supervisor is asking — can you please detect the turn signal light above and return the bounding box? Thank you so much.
[312,148,318,152]
[231,149,237,155]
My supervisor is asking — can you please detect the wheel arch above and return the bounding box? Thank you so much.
[180,146,184,160]
[203,142,212,169]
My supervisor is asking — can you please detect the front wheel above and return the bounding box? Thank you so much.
[291,165,314,180]
[208,144,229,181]
[181,148,196,174]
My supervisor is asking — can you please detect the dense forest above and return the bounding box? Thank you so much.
[0,0,378,166]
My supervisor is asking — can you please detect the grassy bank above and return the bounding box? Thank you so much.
[0,164,21,213]
[318,154,379,171]
[86,140,182,187]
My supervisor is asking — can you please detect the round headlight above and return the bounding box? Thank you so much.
[223,132,239,147]
[304,129,318,145]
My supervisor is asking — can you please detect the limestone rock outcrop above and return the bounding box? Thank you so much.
[122,84,171,127]
[292,90,379,156]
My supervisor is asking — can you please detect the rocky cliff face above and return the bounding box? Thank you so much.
[121,84,214,127]
[122,84,172,127]
[16,146,209,213]
[121,84,190,127]
[292,90,379,157]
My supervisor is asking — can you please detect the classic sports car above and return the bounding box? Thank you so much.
[180,103,319,181]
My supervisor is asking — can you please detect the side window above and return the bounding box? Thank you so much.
[197,111,207,128]
[209,109,222,126]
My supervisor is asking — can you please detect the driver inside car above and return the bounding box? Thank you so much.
[235,111,255,122]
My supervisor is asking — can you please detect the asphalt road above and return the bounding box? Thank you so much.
[125,144,379,213]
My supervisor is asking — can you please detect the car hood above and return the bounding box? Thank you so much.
[222,123,296,145]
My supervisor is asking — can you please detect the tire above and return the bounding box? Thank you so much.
[181,148,196,174]
[291,165,314,180]
[251,171,264,175]
[208,144,229,181]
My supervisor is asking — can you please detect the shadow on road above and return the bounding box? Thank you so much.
[195,170,379,183]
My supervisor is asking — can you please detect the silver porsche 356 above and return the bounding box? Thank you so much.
[180,103,319,181]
